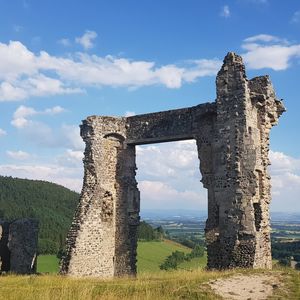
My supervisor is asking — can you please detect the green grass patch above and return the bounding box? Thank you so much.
[37,255,59,273]
[177,253,207,270]
[38,240,206,274]
[137,240,193,273]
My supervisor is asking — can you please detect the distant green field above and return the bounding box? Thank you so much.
[37,255,60,273]
[37,240,207,274]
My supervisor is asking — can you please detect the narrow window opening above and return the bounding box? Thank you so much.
[253,203,262,232]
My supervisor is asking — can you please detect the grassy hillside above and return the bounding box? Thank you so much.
[0,268,299,300]
[37,240,207,273]
[0,176,79,253]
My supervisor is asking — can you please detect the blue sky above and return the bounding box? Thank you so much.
[0,0,299,212]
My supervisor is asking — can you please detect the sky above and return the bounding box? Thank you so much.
[0,0,299,212]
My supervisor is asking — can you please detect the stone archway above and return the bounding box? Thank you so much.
[60,52,285,277]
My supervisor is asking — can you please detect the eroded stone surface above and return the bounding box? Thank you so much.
[0,218,38,274]
[60,52,285,277]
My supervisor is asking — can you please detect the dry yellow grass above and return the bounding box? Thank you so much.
[0,267,298,300]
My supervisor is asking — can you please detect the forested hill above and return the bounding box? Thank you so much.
[0,176,79,254]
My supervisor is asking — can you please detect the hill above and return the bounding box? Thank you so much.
[0,176,79,254]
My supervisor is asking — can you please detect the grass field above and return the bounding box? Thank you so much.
[37,240,207,274]
[0,268,299,300]
[37,255,60,273]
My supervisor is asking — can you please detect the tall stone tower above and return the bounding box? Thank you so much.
[204,53,285,269]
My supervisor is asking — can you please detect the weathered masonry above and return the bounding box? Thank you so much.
[60,53,285,277]
[0,218,39,274]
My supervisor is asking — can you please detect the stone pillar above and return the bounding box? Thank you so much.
[8,219,39,274]
[0,221,10,272]
[204,52,284,269]
[60,116,140,277]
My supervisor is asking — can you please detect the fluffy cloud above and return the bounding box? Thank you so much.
[11,105,84,150]
[269,150,300,211]
[136,141,206,210]
[136,140,199,179]
[75,30,97,50]
[244,34,286,44]
[138,180,205,210]
[136,143,300,211]
[242,34,300,70]
[6,150,30,160]
[0,128,7,136]
[61,125,85,150]
[183,59,222,82]
[220,5,230,18]
[0,40,222,101]
[0,163,83,192]
[55,149,84,168]
[11,105,65,128]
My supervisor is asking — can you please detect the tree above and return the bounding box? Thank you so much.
[160,251,186,270]
[137,221,155,241]
[155,226,164,240]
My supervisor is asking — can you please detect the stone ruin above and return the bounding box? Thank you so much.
[0,218,39,274]
[60,52,285,277]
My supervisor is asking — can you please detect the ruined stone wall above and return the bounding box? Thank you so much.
[203,53,284,269]
[61,52,284,277]
[60,117,140,277]
[0,218,38,274]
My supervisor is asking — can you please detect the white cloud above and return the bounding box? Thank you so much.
[11,105,66,128]
[0,128,7,136]
[75,30,97,50]
[0,40,221,101]
[136,140,199,180]
[183,59,222,82]
[138,180,204,210]
[244,34,286,44]
[242,34,300,70]
[269,150,300,173]
[136,140,206,210]
[0,163,83,192]
[6,150,30,160]
[58,38,71,47]
[55,149,84,168]
[0,74,82,101]
[291,11,300,23]
[61,124,85,151]
[220,5,230,18]
[269,150,300,211]
[10,105,84,151]
[124,111,136,117]
[136,142,300,211]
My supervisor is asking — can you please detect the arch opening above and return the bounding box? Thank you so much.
[135,140,208,273]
